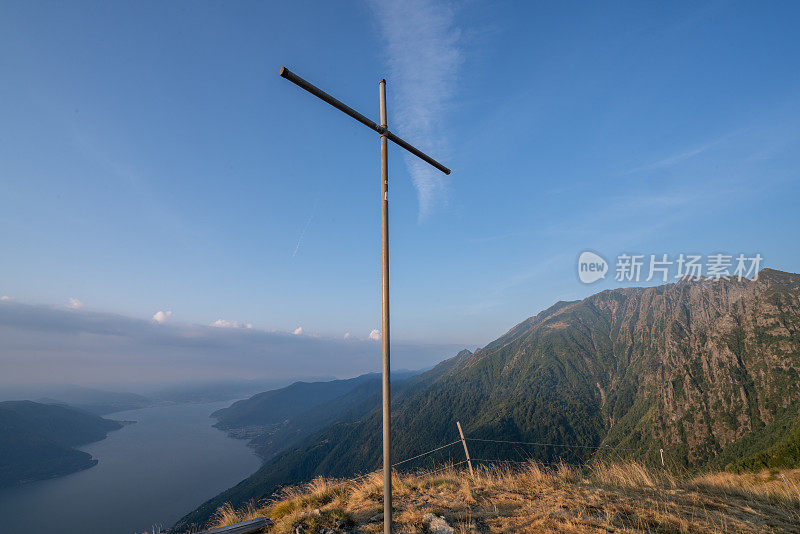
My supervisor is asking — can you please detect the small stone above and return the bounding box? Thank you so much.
[369,513,383,523]
[422,512,454,534]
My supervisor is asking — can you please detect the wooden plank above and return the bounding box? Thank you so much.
[198,517,273,534]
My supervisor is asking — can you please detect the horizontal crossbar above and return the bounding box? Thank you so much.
[279,66,451,175]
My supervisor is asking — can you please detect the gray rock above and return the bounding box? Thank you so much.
[422,513,454,534]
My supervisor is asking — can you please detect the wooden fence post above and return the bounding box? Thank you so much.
[456,421,474,478]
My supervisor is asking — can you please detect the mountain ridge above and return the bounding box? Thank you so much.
[176,268,800,531]
[212,370,423,460]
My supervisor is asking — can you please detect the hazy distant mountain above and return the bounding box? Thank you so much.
[213,375,378,431]
[37,387,151,415]
[0,385,152,415]
[0,401,125,487]
[146,378,322,405]
[176,269,800,530]
[212,370,422,460]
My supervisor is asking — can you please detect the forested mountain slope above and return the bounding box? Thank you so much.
[212,370,422,460]
[213,374,379,431]
[176,269,800,531]
[0,401,124,487]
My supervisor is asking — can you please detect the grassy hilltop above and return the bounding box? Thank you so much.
[206,460,800,533]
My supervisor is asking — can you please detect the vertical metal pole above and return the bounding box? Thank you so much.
[379,78,392,534]
[456,421,474,478]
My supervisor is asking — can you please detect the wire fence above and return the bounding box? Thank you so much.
[465,437,643,452]
[300,424,686,492]
[390,439,462,468]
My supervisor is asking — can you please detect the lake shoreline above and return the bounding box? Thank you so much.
[0,400,261,534]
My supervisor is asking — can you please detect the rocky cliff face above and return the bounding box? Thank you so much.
[631,268,800,465]
[463,268,800,467]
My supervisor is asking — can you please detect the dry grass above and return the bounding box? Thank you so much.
[691,469,800,507]
[206,462,800,533]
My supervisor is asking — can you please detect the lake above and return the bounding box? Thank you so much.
[0,401,262,534]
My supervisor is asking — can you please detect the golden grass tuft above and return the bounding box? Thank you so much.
[588,460,671,489]
[691,468,800,507]
[206,461,800,533]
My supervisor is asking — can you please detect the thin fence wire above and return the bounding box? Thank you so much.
[272,431,682,496]
[411,459,470,477]
[391,439,461,467]
[464,436,663,470]
[386,435,670,475]
[465,437,643,452]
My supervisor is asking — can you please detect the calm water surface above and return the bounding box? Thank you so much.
[0,401,261,534]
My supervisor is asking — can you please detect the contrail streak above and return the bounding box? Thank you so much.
[292,196,320,258]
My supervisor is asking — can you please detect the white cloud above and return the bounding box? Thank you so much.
[293,326,304,336]
[344,332,352,340]
[68,298,84,309]
[211,319,254,329]
[370,0,462,220]
[369,329,381,341]
[0,296,14,301]
[0,300,464,386]
[152,310,172,324]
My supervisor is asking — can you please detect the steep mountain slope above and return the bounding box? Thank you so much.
[0,401,124,487]
[213,374,377,432]
[213,371,421,459]
[175,351,472,530]
[176,269,800,530]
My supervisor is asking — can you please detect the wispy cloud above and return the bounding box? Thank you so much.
[370,0,462,220]
[624,130,741,174]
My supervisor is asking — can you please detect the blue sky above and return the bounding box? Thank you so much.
[1,0,799,372]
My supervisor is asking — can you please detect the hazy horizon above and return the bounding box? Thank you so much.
[0,298,465,389]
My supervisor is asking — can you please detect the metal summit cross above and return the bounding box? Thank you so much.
[278,66,451,534]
